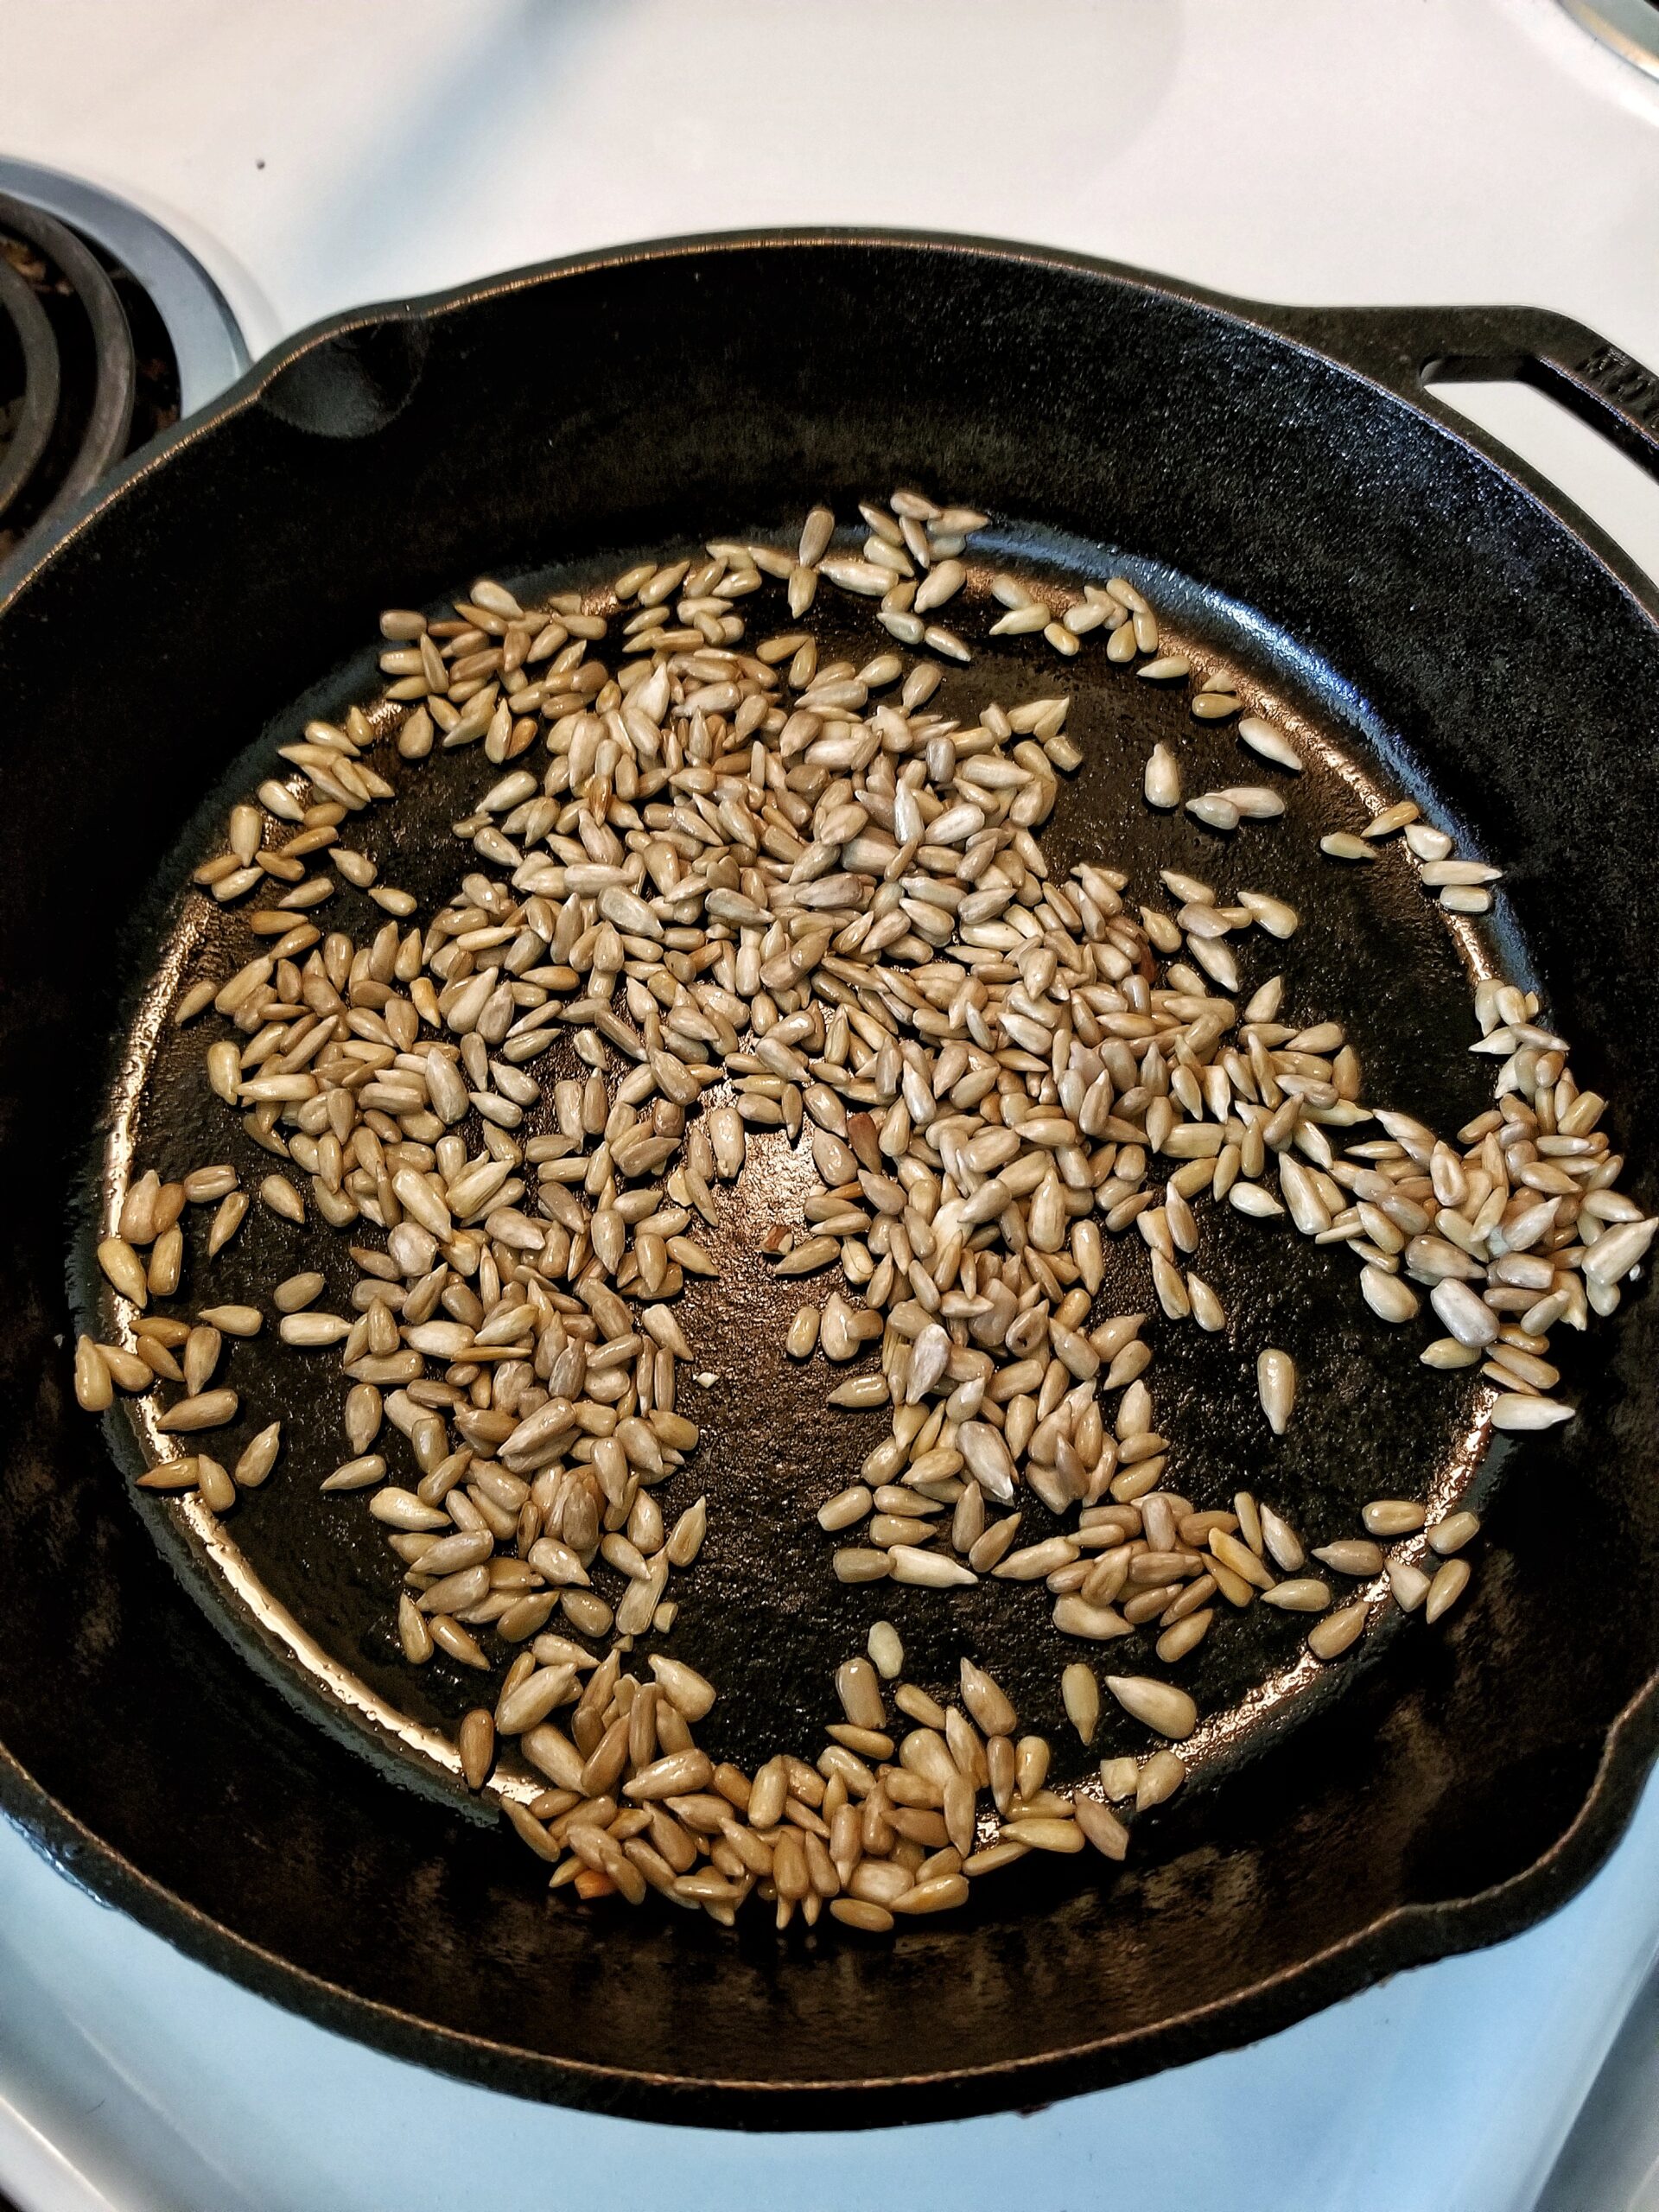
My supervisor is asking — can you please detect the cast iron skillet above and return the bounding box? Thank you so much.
[2,232,1658,2128]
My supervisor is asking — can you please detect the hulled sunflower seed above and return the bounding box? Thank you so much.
[1104,1675,1197,1741]
[1061,1662,1100,1745]
[1257,1348,1296,1434]
[1237,715,1301,771]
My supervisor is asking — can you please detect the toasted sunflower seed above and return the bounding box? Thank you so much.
[1237,715,1302,771]
[1061,1662,1100,1745]
[1104,1675,1197,1741]
[1257,1348,1296,1434]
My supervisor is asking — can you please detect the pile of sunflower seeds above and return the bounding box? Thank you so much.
[77,489,1654,1930]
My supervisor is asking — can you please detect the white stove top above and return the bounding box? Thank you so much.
[3,1774,1659,2212]
[3,3,1659,2206]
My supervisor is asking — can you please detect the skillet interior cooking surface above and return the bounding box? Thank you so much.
[89,525,1502,1808]
[3,233,1658,2124]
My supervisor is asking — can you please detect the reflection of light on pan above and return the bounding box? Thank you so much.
[102,909,197,1240]
[108,880,547,1817]
[1157,1389,1497,1782]
[126,1334,545,1818]
[177,1492,546,1811]
[721,1111,820,1236]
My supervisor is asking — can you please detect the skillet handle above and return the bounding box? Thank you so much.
[1268,304,1659,484]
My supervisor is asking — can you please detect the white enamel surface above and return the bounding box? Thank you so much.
[5,1781,1659,2212]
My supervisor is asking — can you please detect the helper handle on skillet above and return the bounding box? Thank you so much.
[1266,303,1659,483]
